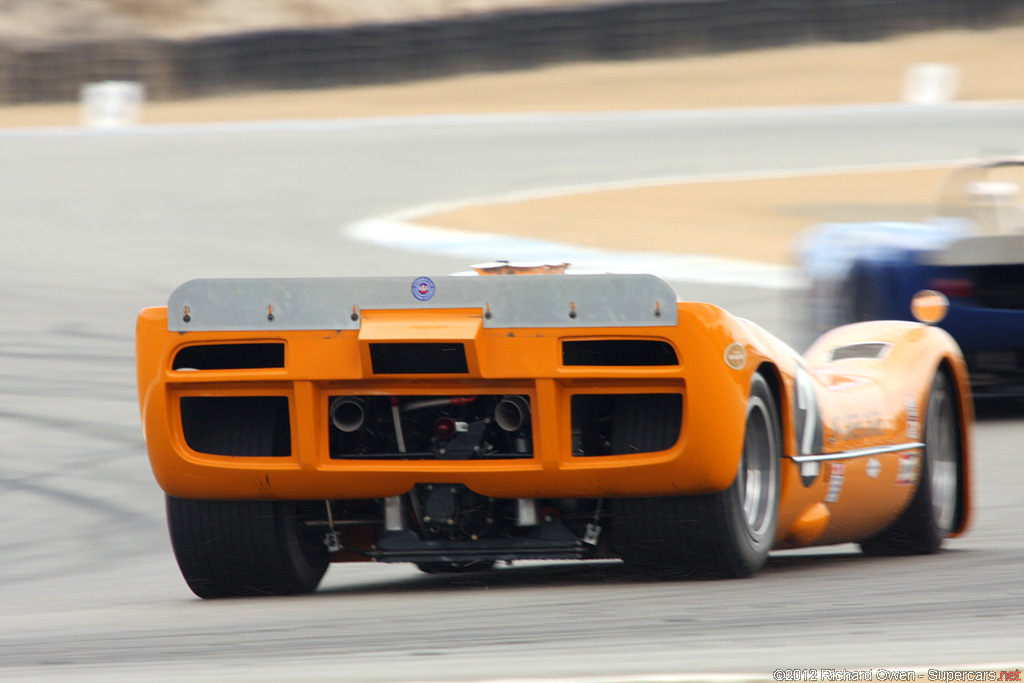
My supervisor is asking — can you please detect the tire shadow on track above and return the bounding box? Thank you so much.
[318,561,637,596]
[315,548,964,596]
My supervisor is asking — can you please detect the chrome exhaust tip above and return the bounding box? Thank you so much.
[329,397,366,433]
[494,395,530,432]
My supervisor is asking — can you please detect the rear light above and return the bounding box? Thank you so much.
[434,417,457,440]
[928,278,974,299]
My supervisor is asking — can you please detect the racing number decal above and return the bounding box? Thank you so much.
[794,366,824,487]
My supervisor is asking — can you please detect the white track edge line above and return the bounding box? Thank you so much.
[1,100,1023,138]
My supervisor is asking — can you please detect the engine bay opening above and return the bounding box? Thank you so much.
[328,394,533,460]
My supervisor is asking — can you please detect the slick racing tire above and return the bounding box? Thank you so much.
[860,371,960,556]
[166,398,328,598]
[168,497,330,599]
[614,374,781,578]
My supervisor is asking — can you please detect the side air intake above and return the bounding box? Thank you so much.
[829,342,890,361]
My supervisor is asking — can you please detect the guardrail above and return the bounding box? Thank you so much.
[0,0,1020,104]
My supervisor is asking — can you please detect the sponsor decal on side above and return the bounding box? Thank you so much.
[825,462,845,503]
[866,457,882,479]
[905,396,920,440]
[411,276,435,301]
[895,452,921,485]
[836,411,884,442]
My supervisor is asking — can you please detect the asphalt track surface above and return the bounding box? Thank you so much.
[1,104,1023,682]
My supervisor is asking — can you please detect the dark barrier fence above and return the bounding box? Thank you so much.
[0,0,1021,104]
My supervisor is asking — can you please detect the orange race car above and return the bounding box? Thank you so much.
[135,268,972,599]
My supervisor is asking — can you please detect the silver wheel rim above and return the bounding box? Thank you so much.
[927,381,958,534]
[740,396,778,541]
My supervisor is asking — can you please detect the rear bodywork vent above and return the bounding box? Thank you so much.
[181,396,291,457]
[571,393,682,456]
[830,342,891,361]
[173,343,284,370]
[563,340,678,366]
[370,343,468,374]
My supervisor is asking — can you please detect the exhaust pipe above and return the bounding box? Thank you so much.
[330,397,366,432]
[494,395,530,432]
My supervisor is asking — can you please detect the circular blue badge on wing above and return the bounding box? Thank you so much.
[411,276,435,301]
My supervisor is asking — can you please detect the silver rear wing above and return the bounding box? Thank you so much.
[167,274,678,332]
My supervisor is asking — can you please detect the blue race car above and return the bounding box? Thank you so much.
[798,159,1024,397]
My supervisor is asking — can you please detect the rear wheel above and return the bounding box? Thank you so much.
[168,497,330,599]
[861,371,959,556]
[614,374,781,578]
[166,397,329,598]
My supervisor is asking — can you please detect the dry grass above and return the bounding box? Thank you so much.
[419,168,960,263]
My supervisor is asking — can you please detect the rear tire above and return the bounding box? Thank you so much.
[860,371,959,556]
[168,497,330,599]
[614,374,781,578]
[166,397,328,598]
